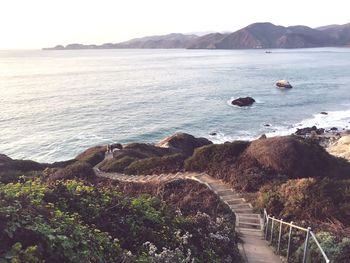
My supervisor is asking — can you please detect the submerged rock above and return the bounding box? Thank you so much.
[231,97,255,107]
[276,80,293,89]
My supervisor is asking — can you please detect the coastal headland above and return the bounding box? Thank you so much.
[1,127,349,261]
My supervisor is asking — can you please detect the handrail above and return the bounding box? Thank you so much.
[263,209,330,263]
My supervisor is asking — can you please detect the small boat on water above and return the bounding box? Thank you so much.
[265,51,272,53]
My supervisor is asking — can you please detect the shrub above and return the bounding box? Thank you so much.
[125,154,186,175]
[184,141,249,172]
[292,232,350,263]
[257,178,350,227]
[48,162,95,181]
[99,156,137,173]
[75,146,105,166]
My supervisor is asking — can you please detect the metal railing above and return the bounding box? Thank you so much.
[263,209,330,263]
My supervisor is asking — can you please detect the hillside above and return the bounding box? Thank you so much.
[189,22,335,49]
[44,33,199,50]
[317,23,350,46]
[44,21,350,50]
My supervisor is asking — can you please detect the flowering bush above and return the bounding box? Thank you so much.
[0,179,241,262]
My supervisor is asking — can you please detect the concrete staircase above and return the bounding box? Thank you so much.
[94,159,281,263]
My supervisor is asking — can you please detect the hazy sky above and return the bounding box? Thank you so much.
[1,0,349,49]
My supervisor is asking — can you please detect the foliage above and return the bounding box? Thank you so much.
[125,154,186,175]
[99,156,137,173]
[45,161,95,181]
[291,232,350,263]
[0,178,241,262]
[184,141,249,173]
[258,178,350,226]
[75,146,106,166]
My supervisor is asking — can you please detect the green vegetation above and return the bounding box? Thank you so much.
[185,141,249,172]
[99,156,138,173]
[0,178,241,262]
[257,178,350,262]
[75,146,106,166]
[126,154,185,175]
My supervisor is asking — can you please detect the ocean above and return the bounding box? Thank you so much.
[1,48,350,162]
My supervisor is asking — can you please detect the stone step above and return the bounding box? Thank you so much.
[230,203,251,209]
[209,183,230,191]
[220,194,241,201]
[232,208,254,213]
[225,199,245,205]
[239,222,261,229]
[217,189,236,196]
[238,216,261,224]
[239,227,263,234]
[237,213,261,218]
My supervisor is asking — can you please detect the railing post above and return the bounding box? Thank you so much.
[270,216,275,244]
[302,227,311,263]
[286,221,293,262]
[265,216,270,240]
[277,219,283,254]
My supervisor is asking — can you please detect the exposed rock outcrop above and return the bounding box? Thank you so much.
[231,97,255,107]
[276,80,293,89]
[157,132,212,156]
[327,135,350,161]
[295,126,325,135]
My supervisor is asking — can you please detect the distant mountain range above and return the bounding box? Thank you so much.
[44,22,350,50]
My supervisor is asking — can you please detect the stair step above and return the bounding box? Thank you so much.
[210,183,230,190]
[232,208,254,213]
[225,199,245,205]
[237,213,260,218]
[238,227,263,233]
[220,196,240,201]
[238,216,261,223]
[217,189,235,196]
[239,221,261,227]
[230,203,251,209]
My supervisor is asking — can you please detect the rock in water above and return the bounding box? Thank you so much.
[276,80,293,89]
[231,97,255,107]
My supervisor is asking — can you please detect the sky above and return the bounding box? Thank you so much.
[0,0,349,49]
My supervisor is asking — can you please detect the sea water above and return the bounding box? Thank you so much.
[1,48,350,162]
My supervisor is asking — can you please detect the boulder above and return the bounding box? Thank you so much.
[327,135,350,161]
[295,126,325,136]
[231,97,255,107]
[157,133,212,156]
[276,80,293,89]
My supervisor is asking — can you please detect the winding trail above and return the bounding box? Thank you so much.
[94,154,281,263]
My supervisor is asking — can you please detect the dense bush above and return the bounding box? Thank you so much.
[125,154,186,175]
[0,179,241,262]
[46,161,95,181]
[257,178,350,226]
[185,141,249,173]
[0,155,45,184]
[75,146,106,166]
[99,156,137,173]
[185,136,350,191]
